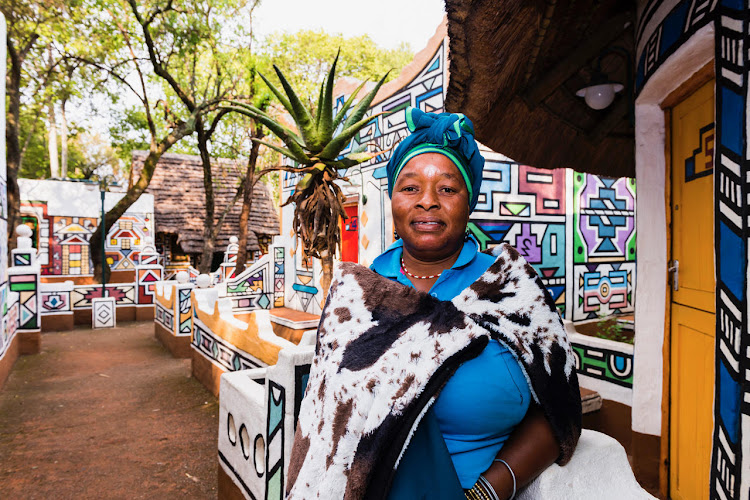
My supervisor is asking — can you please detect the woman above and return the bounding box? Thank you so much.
[286,108,581,499]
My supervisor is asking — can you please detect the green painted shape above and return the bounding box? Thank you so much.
[227,282,249,294]
[504,203,527,216]
[572,171,587,264]
[267,468,282,499]
[467,222,491,251]
[573,345,633,385]
[10,283,36,292]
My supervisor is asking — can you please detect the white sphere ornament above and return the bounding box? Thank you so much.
[576,83,624,110]
[176,271,189,284]
[229,236,239,244]
[16,225,32,238]
[196,274,211,289]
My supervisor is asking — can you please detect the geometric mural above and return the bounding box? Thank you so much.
[20,200,154,277]
[280,34,638,323]
[634,1,748,498]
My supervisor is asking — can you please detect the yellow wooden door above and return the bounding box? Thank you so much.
[669,80,715,500]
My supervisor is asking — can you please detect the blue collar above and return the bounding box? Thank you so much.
[370,237,481,278]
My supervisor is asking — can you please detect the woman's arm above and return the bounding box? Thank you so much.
[480,404,559,499]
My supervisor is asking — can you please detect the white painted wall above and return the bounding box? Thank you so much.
[18,179,155,216]
[632,23,714,437]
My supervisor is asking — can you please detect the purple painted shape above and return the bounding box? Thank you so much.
[578,175,635,256]
[515,224,542,263]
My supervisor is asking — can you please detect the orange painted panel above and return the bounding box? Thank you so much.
[669,79,716,500]
[671,80,715,313]
[669,304,715,500]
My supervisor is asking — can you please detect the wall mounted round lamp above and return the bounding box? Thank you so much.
[576,75,624,110]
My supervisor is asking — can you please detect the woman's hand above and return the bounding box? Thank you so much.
[480,404,559,499]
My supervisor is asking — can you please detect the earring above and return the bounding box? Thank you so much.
[464,229,471,241]
[393,229,400,240]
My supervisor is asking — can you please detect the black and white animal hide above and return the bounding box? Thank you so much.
[286,243,581,499]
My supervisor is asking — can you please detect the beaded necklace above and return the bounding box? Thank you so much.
[400,258,442,280]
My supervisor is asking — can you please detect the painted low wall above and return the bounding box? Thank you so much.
[218,332,315,500]
[154,273,195,357]
[189,286,295,396]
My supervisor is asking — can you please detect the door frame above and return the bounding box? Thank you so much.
[660,61,715,498]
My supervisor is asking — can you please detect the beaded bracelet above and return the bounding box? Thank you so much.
[464,474,500,500]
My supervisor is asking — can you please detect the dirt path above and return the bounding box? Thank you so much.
[0,322,218,499]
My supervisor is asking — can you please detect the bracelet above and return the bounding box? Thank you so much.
[464,474,500,500]
[493,459,517,500]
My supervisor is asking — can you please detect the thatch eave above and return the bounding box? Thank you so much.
[445,0,636,178]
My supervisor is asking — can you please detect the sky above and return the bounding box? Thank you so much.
[251,0,446,51]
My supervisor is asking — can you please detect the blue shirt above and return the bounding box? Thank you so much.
[371,238,531,488]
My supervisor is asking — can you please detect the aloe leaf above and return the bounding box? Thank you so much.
[222,104,310,163]
[343,71,390,129]
[314,80,326,130]
[272,64,317,149]
[257,72,294,117]
[225,101,302,143]
[331,80,367,131]
[250,138,310,165]
[319,111,387,160]
[295,163,327,191]
[317,49,340,145]
[326,150,382,170]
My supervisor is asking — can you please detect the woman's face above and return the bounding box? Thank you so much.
[391,153,470,262]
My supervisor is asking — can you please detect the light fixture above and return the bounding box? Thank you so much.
[576,71,624,110]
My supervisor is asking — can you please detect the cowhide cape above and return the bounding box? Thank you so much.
[286,244,582,499]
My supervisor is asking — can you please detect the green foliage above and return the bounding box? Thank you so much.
[594,315,634,344]
[259,29,413,106]
[225,52,389,261]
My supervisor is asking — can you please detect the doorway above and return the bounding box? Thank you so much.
[667,79,715,499]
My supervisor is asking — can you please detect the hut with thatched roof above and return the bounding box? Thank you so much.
[130,151,279,271]
[444,1,750,498]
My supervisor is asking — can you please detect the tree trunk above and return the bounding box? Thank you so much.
[60,96,69,177]
[47,99,59,178]
[47,45,59,178]
[90,118,196,282]
[234,127,264,275]
[196,119,217,274]
[6,37,33,258]
[320,251,334,301]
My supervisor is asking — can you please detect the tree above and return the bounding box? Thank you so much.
[1,0,67,250]
[260,29,412,105]
[226,53,388,294]
[74,0,254,281]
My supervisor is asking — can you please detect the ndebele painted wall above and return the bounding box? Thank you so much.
[18,179,155,278]
[276,24,637,324]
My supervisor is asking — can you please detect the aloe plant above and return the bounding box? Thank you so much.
[223,52,388,294]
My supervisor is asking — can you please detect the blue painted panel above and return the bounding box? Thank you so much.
[720,87,743,155]
[719,221,745,301]
[292,283,319,295]
[718,361,741,444]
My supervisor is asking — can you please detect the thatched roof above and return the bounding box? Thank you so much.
[445,0,635,178]
[131,151,280,254]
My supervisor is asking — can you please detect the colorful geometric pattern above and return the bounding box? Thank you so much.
[136,266,162,305]
[224,255,274,313]
[711,3,749,498]
[155,302,174,331]
[72,284,136,308]
[40,290,71,314]
[274,247,285,308]
[92,297,116,328]
[636,3,749,497]
[191,322,263,372]
[9,273,39,331]
[178,288,193,336]
[265,381,285,500]
[572,342,634,389]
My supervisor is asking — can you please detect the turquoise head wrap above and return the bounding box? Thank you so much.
[386,107,485,211]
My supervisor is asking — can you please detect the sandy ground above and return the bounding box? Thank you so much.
[0,322,218,499]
